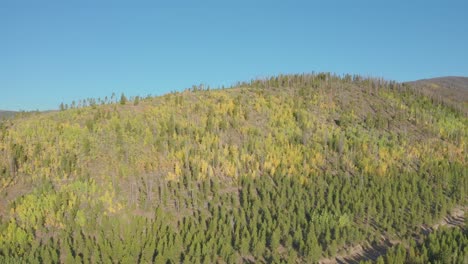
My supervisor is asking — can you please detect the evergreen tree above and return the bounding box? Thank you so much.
[120,93,127,105]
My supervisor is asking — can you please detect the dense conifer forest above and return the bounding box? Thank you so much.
[0,73,466,263]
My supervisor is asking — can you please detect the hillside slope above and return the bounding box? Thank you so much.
[0,74,466,263]
[406,76,468,114]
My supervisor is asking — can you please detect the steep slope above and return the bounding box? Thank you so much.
[0,74,466,263]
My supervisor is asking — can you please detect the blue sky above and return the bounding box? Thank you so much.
[1,1,467,111]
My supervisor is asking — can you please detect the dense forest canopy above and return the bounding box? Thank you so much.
[0,73,466,263]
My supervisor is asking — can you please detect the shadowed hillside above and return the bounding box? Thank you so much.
[0,73,466,263]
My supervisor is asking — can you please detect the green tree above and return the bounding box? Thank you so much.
[120,93,127,105]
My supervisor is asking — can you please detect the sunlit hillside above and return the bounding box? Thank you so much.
[0,73,466,263]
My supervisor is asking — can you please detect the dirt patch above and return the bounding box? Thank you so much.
[435,207,465,229]
[319,207,466,264]
[0,176,33,218]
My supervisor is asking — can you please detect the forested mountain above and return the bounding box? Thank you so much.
[0,73,466,263]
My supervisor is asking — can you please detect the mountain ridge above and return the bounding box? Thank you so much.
[406,76,468,114]
[0,110,16,119]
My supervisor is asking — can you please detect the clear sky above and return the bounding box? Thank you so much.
[1,0,467,111]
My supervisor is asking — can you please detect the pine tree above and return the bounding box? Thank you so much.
[305,225,322,262]
[120,93,127,105]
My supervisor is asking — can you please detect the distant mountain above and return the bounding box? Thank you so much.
[406,76,468,113]
[0,110,16,119]
[408,76,468,88]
